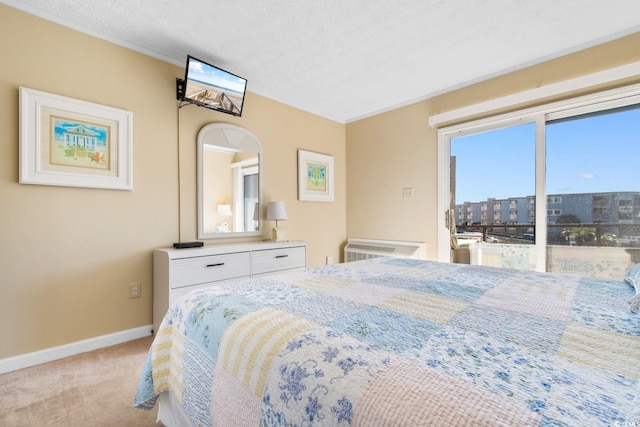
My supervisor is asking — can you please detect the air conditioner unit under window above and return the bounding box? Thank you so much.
[343,238,426,262]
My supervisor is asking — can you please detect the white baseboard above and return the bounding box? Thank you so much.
[0,324,153,375]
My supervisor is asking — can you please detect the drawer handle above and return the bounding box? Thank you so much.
[275,254,289,259]
[206,262,225,267]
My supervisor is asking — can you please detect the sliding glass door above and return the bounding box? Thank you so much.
[439,85,640,279]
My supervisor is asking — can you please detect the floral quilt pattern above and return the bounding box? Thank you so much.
[135,258,640,426]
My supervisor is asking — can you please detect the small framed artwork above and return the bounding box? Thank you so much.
[19,87,133,190]
[298,149,334,202]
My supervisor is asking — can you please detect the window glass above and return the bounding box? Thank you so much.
[546,105,640,251]
[442,85,640,278]
[451,123,535,244]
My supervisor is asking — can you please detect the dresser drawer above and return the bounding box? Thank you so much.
[170,251,251,289]
[252,246,306,275]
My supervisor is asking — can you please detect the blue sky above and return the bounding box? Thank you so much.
[451,107,640,203]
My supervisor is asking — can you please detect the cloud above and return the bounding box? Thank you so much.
[189,61,204,73]
[579,173,595,180]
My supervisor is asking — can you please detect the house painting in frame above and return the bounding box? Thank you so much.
[19,87,133,190]
[298,149,334,202]
[51,117,110,169]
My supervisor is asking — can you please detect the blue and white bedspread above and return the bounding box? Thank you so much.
[135,258,640,426]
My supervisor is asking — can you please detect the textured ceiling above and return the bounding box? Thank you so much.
[3,0,640,123]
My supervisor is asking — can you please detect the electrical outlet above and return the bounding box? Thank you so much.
[129,283,141,299]
[326,256,333,265]
[403,187,414,199]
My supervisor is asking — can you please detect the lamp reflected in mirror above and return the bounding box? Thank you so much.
[216,203,232,233]
[267,201,287,241]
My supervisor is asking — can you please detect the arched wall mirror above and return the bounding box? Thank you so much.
[197,123,262,239]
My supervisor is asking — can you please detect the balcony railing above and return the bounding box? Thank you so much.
[454,222,640,280]
[458,222,640,246]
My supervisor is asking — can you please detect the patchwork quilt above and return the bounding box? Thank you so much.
[134,258,640,426]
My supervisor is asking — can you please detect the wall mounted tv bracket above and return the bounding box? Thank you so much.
[174,76,201,249]
[176,78,186,101]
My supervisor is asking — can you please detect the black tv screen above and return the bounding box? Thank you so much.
[181,55,247,116]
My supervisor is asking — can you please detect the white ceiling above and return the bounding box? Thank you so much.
[4,0,640,123]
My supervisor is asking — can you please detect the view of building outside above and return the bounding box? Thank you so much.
[451,105,640,249]
[456,192,640,247]
[451,122,535,246]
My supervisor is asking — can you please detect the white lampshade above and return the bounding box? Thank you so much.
[267,201,287,241]
[267,201,287,222]
[217,203,232,217]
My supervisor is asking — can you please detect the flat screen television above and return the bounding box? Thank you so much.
[177,55,247,117]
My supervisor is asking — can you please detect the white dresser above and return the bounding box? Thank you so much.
[153,240,307,333]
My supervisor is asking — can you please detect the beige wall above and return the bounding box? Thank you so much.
[0,5,345,359]
[346,32,640,261]
[346,102,436,254]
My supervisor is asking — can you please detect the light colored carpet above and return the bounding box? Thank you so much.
[0,336,162,427]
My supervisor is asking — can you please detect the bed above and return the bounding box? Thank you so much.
[134,257,640,426]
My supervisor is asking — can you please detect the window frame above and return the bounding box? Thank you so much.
[436,81,640,265]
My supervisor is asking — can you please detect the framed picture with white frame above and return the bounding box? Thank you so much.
[19,87,133,190]
[297,149,334,202]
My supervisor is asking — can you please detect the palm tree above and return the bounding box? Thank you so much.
[599,233,619,247]
[561,226,596,246]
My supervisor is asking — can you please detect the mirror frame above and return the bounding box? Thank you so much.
[197,123,263,239]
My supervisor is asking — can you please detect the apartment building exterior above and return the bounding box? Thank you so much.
[456,191,640,244]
